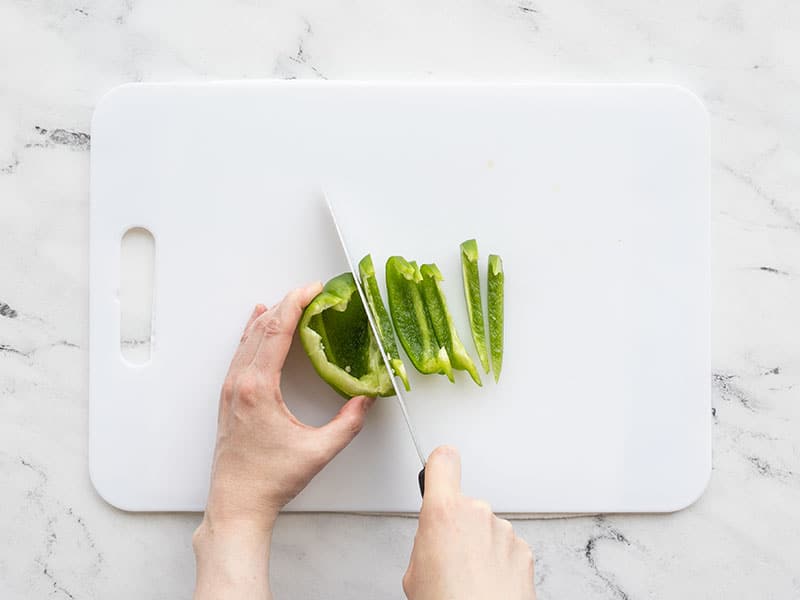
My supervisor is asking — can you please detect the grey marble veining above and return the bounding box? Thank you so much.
[1,1,799,598]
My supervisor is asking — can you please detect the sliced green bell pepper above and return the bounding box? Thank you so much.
[299,273,394,398]
[419,263,482,386]
[385,256,453,380]
[487,254,504,382]
[358,254,411,391]
[460,239,490,374]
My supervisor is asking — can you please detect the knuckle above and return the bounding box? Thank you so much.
[255,315,282,335]
[496,517,514,535]
[470,499,493,518]
[234,373,261,401]
[421,498,453,524]
[345,414,364,436]
[265,317,283,335]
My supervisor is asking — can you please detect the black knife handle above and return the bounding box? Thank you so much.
[418,466,426,497]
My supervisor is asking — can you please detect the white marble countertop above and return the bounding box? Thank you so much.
[1,1,799,598]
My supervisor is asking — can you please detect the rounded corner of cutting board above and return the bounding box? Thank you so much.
[650,83,711,132]
[663,456,713,514]
[91,82,146,138]
[88,454,140,513]
[660,82,708,107]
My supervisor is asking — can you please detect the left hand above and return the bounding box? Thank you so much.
[201,282,376,533]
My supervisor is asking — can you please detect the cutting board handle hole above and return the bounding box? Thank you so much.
[120,227,155,365]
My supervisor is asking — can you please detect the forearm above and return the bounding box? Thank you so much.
[193,516,276,600]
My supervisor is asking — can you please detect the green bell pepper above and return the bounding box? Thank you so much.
[460,239,490,374]
[419,263,482,386]
[487,254,504,382]
[358,254,411,391]
[299,273,394,398]
[385,256,453,380]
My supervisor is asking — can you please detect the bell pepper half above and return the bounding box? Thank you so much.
[419,263,482,386]
[358,254,411,391]
[385,256,453,380]
[299,273,394,398]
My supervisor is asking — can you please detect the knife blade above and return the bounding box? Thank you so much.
[323,191,428,495]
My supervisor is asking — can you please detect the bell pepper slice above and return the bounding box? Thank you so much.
[385,256,453,380]
[460,239,490,374]
[299,273,394,398]
[419,263,482,386]
[358,254,411,391]
[487,254,504,382]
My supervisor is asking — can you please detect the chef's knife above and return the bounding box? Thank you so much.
[323,191,428,497]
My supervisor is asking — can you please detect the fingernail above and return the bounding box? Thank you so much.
[362,396,376,412]
[433,445,459,460]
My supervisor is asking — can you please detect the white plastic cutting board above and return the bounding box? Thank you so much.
[89,81,710,513]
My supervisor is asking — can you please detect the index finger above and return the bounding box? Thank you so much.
[226,303,268,374]
[251,281,322,375]
[422,445,462,503]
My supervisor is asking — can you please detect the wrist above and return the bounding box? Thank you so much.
[201,488,281,539]
[194,510,277,552]
[193,514,274,600]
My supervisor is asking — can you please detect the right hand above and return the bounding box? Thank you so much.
[403,446,537,600]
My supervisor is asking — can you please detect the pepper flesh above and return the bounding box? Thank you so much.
[460,239,490,373]
[386,256,453,380]
[299,273,394,398]
[419,263,482,386]
[358,254,411,391]
[487,254,504,382]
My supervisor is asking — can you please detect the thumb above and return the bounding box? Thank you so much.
[316,395,375,461]
[422,445,462,502]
